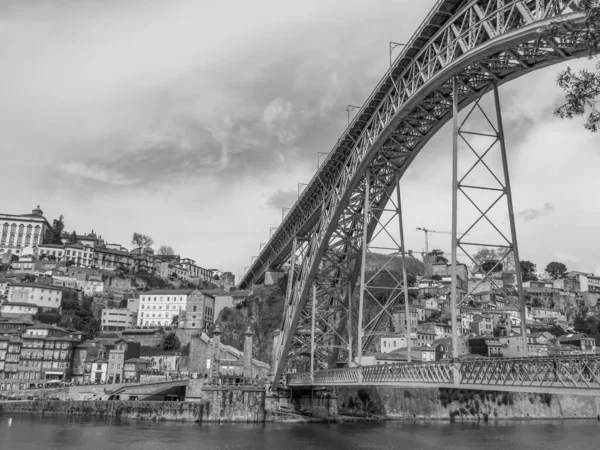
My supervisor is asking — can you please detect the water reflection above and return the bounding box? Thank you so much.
[1,416,600,450]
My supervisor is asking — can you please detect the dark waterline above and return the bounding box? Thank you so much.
[2,415,600,450]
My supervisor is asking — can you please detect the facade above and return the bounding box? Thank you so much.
[7,283,63,310]
[559,333,596,354]
[0,206,51,257]
[38,243,66,261]
[93,247,133,271]
[107,339,141,384]
[64,243,95,267]
[0,302,39,320]
[203,290,237,323]
[126,297,140,314]
[470,314,494,336]
[131,247,156,274]
[123,358,150,382]
[380,333,417,353]
[137,289,193,327]
[417,322,452,338]
[90,358,108,383]
[0,325,78,390]
[101,308,136,331]
[182,291,215,330]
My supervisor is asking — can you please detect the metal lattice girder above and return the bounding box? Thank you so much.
[287,356,600,395]
[259,0,595,384]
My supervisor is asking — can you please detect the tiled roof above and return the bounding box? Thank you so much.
[1,302,38,308]
[9,282,63,291]
[125,358,150,364]
[143,289,194,296]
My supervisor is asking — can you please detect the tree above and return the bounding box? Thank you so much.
[68,231,78,244]
[520,260,538,282]
[547,324,567,338]
[471,247,506,274]
[44,215,65,245]
[554,1,600,131]
[545,261,568,280]
[171,315,179,326]
[65,260,75,267]
[161,333,181,351]
[131,232,154,249]
[428,249,448,264]
[157,245,176,256]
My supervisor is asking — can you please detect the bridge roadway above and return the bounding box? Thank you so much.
[287,356,600,396]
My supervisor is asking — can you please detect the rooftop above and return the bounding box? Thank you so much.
[0,302,39,308]
[143,289,195,296]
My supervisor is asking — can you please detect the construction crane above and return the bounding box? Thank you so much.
[416,227,468,276]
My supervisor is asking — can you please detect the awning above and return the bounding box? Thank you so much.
[45,371,64,375]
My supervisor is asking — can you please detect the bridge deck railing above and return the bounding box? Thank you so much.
[286,356,600,390]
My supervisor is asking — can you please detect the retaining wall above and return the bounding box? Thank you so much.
[337,386,600,420]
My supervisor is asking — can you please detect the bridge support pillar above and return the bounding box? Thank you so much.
[450,78,529,361]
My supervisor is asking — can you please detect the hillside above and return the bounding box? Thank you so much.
[215,253,424,364]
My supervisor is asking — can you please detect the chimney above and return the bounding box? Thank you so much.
[211,326,222,382]
[243,326,254,379]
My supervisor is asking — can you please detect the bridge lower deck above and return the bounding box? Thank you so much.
[286,356,600,396]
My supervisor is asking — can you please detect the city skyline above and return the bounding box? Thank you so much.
[2,0,599,281]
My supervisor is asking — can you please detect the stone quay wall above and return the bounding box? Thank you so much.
[337,386,600,420]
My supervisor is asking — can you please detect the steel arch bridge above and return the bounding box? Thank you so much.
[238,0,597,387]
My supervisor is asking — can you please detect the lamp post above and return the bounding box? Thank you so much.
[282,207,291,221]
[298,183,307,196]
[346,105,361,124]
[269,227,277,237]
[389,41,406,66]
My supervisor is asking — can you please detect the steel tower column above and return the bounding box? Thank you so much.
[493,83,528,356]
[450,77,460,387]
[357,171,370,366]
[396,174,412,362]
[310,283,316,382]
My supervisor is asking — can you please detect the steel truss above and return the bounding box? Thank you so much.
[449,80,529,359]
[287,355,600,395]
[246,0,594,385]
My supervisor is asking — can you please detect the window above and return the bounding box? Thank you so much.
[193,306,197,312]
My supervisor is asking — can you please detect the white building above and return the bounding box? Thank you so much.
[64,243,95,267]
[101,308,136,331]
[0,302,39,317]
[0,206,51,257]
[137,289,194,327]
[381,333,417,353]
[7,283,63,309]
[38,244,66,261]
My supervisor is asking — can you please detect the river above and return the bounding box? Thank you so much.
[2,415,600,449]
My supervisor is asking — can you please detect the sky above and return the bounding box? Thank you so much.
[1,0,599,281]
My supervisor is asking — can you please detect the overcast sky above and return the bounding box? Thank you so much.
[1,0,598,280]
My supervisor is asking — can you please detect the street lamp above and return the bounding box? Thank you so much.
[346,105,362,124]
[317,152,329,167]
[389,41,406,66]
[298,183,307,196]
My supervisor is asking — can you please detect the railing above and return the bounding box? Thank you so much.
[287,356,600,391]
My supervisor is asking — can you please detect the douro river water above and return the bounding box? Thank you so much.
[2,415,600,449]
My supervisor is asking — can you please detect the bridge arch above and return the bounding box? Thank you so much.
[240,1,596,382]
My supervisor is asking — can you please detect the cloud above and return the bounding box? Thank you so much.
[263,98,300,144]
[265,188,298,210]
[63,163,139,186]
[518,202,554,221]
